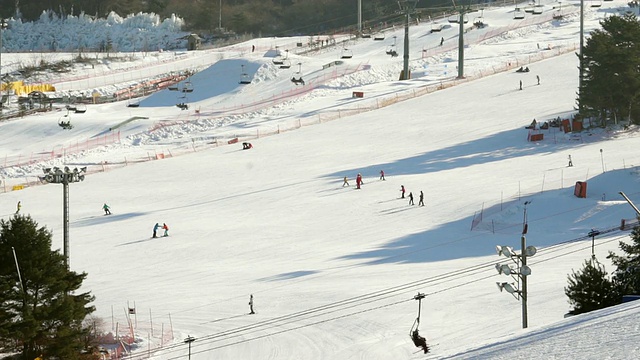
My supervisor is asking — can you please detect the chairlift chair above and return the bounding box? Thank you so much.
[449,14,468,23]
[524,4,535,13]
[590,0,602,7]
[409,293,429,354]
[532,5,544,14]
[553,12,564,20]
[74,104,87,114]
[168,84,179,91]
[58,115,73,130]
[239,74,252,84]
[386,45,398,57]
[279,59,292,69]
[473,16,485,28]
[430,23,443,33]
[291,63,305,86]
[272,57,285,65]
[239,65,252,84]
[513,8,525,20]
[340,48,353,59]
[373,33,385,41]
[182,81,194,93]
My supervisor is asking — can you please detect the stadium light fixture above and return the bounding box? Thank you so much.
[41,166,87,267]
[495,209,538,329]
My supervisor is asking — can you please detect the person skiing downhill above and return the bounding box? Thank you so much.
[15,201,21,215]
[343,176,349,187]
[400,185,406,199]
[408,192,414,205]
[418,191,424,206]
[103,203,111,215]
[379,170,385,181]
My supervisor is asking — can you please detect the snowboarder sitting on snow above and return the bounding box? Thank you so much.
[162,223,169,237]
[242,142,253,150]
[103,203,111,215]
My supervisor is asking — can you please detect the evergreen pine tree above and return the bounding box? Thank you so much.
[0,215,96,360]
[608,225,640,295]
[580,13,640,124]
[565,259,620,315]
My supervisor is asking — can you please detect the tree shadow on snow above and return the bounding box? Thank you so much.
[73,212,147,227]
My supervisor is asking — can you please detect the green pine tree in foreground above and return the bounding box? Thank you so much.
[0,215,97,360]
[608,225,640,296]
[565,258,620,315]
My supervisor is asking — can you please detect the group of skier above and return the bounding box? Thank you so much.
[153,222,169,238]
[400,185,424,206]
[344,171,425,206]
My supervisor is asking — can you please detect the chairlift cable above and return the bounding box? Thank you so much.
[127,231,629,359]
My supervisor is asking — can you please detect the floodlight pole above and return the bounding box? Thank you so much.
[520,235,528,329]
[496,207,536,329]
[63,180,70,267]
[42,167,87,268]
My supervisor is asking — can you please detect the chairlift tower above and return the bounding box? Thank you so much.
[579,0,585,111]
[398,0,418,80]
[358,0,362,37]
[495,202,537,329]
[451,4,476,79]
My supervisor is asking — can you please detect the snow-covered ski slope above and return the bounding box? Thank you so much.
[2,1,640,359]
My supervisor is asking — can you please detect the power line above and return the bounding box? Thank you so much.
[127,226,631,359]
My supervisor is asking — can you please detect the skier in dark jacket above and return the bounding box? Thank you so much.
[408,192,414,205]
[153,223,160,238]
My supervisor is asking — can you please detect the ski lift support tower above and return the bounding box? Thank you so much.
[398,0,419,80]
[450,0,477,79]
